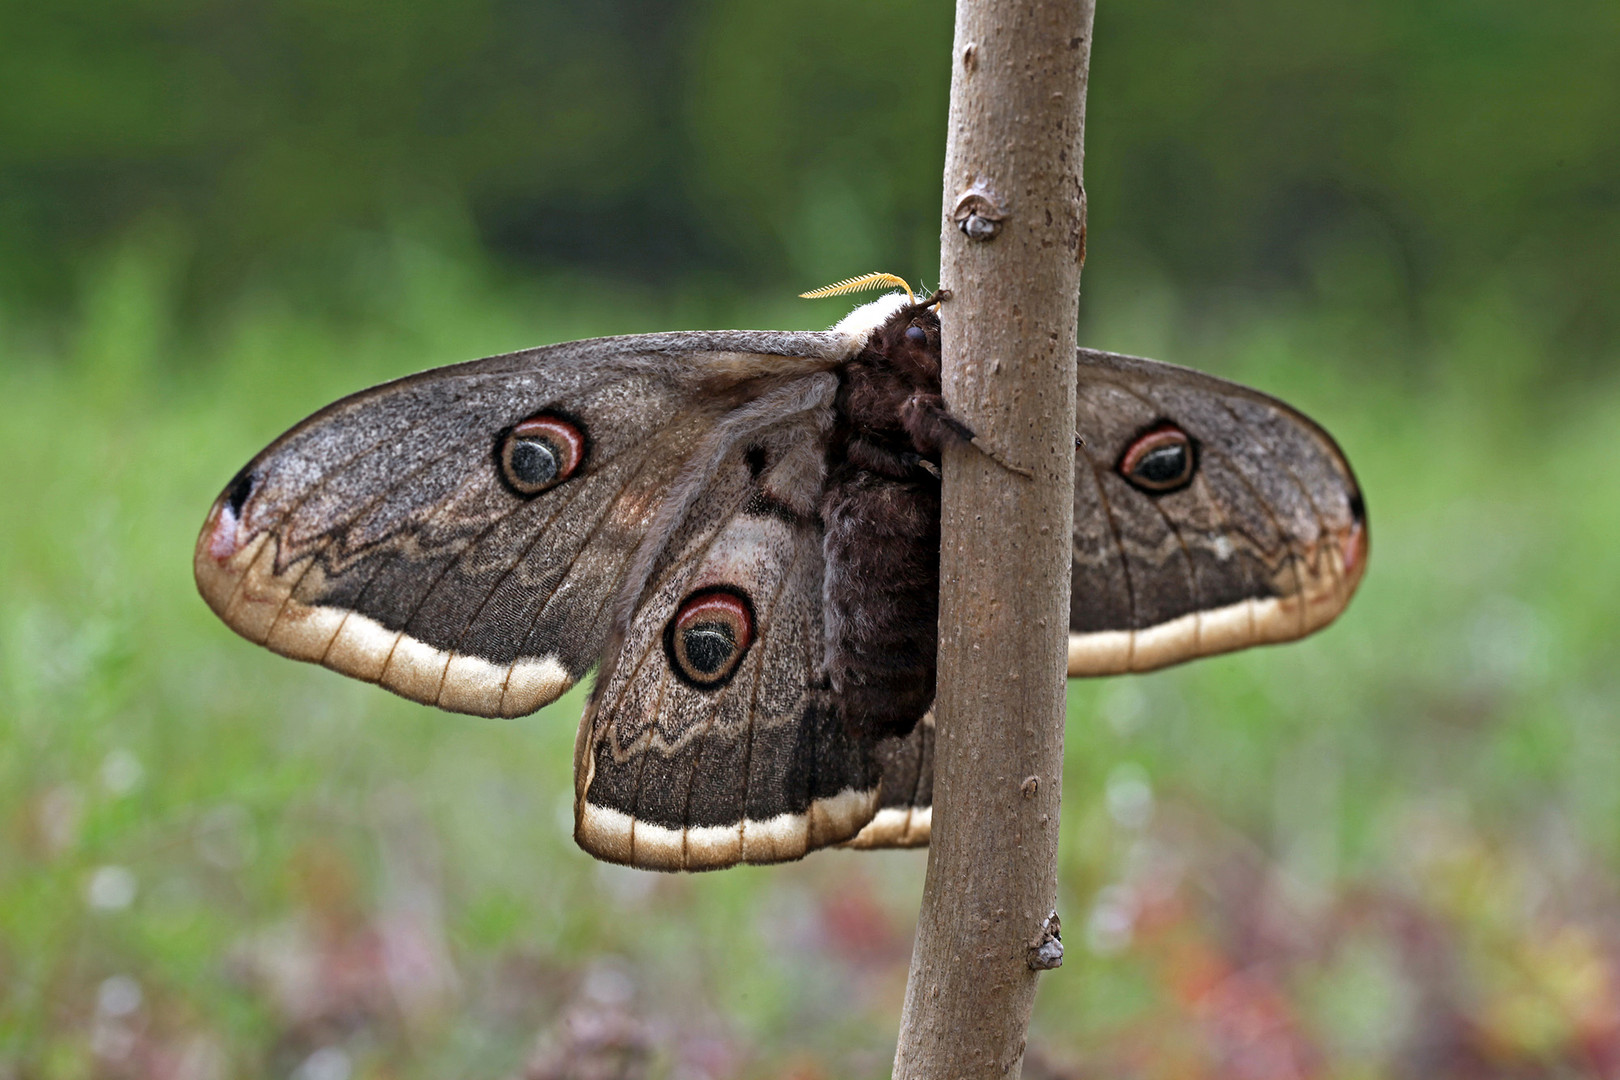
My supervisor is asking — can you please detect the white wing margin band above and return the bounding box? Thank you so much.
[1068,584,1345,676]
[196,521,572,718]
[575,786,878,871]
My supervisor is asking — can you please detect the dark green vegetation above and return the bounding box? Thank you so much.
[7,0,1620,364]
[3,1,1619,1077]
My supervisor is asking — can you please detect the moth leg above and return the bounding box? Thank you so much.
[903,392,1035,479]
[970,441,1035,479]
[901,392,975,452]
[910,455,942,480]
[846,439,926,480]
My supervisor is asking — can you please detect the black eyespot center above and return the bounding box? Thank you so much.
[682,623,736,675]
[1119,423,1197,494]
[1135,443,1187,483]
[509,438,560,487]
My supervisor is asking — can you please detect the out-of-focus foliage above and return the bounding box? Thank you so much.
[3,245,1618,1078]
[4,0,1619,359]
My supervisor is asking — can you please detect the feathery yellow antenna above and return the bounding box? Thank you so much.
[799,272,915,305]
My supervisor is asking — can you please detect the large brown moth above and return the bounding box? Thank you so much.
[195,272,1367,872]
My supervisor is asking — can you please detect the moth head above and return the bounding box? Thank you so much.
[870,301,943,380]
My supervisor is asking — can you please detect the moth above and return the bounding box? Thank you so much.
[195,273,1368,871]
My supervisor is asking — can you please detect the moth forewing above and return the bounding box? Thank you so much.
[1066,347,1367,676]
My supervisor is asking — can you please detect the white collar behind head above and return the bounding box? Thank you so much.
[829,292,910,352]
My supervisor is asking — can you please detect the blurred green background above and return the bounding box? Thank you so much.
[3,1,1619,1077]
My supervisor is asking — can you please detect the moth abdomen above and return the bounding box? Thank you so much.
[821,466,942,742]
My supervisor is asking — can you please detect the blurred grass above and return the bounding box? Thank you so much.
[2,234,1619,1079]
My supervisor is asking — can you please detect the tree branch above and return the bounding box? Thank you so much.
[893,0,1093,1076]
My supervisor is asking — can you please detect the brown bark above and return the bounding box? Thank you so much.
[892,1,1093,1076]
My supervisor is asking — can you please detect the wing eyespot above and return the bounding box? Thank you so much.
[665,587,755,689]
[498,413,587,495]
[1118,423,1197,494]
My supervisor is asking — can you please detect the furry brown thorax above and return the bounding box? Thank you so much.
[823,302,967,740]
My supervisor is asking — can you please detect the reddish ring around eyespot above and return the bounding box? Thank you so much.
[499,413,587,495]
[666,588,755,689]
[1117,423,1196,493]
